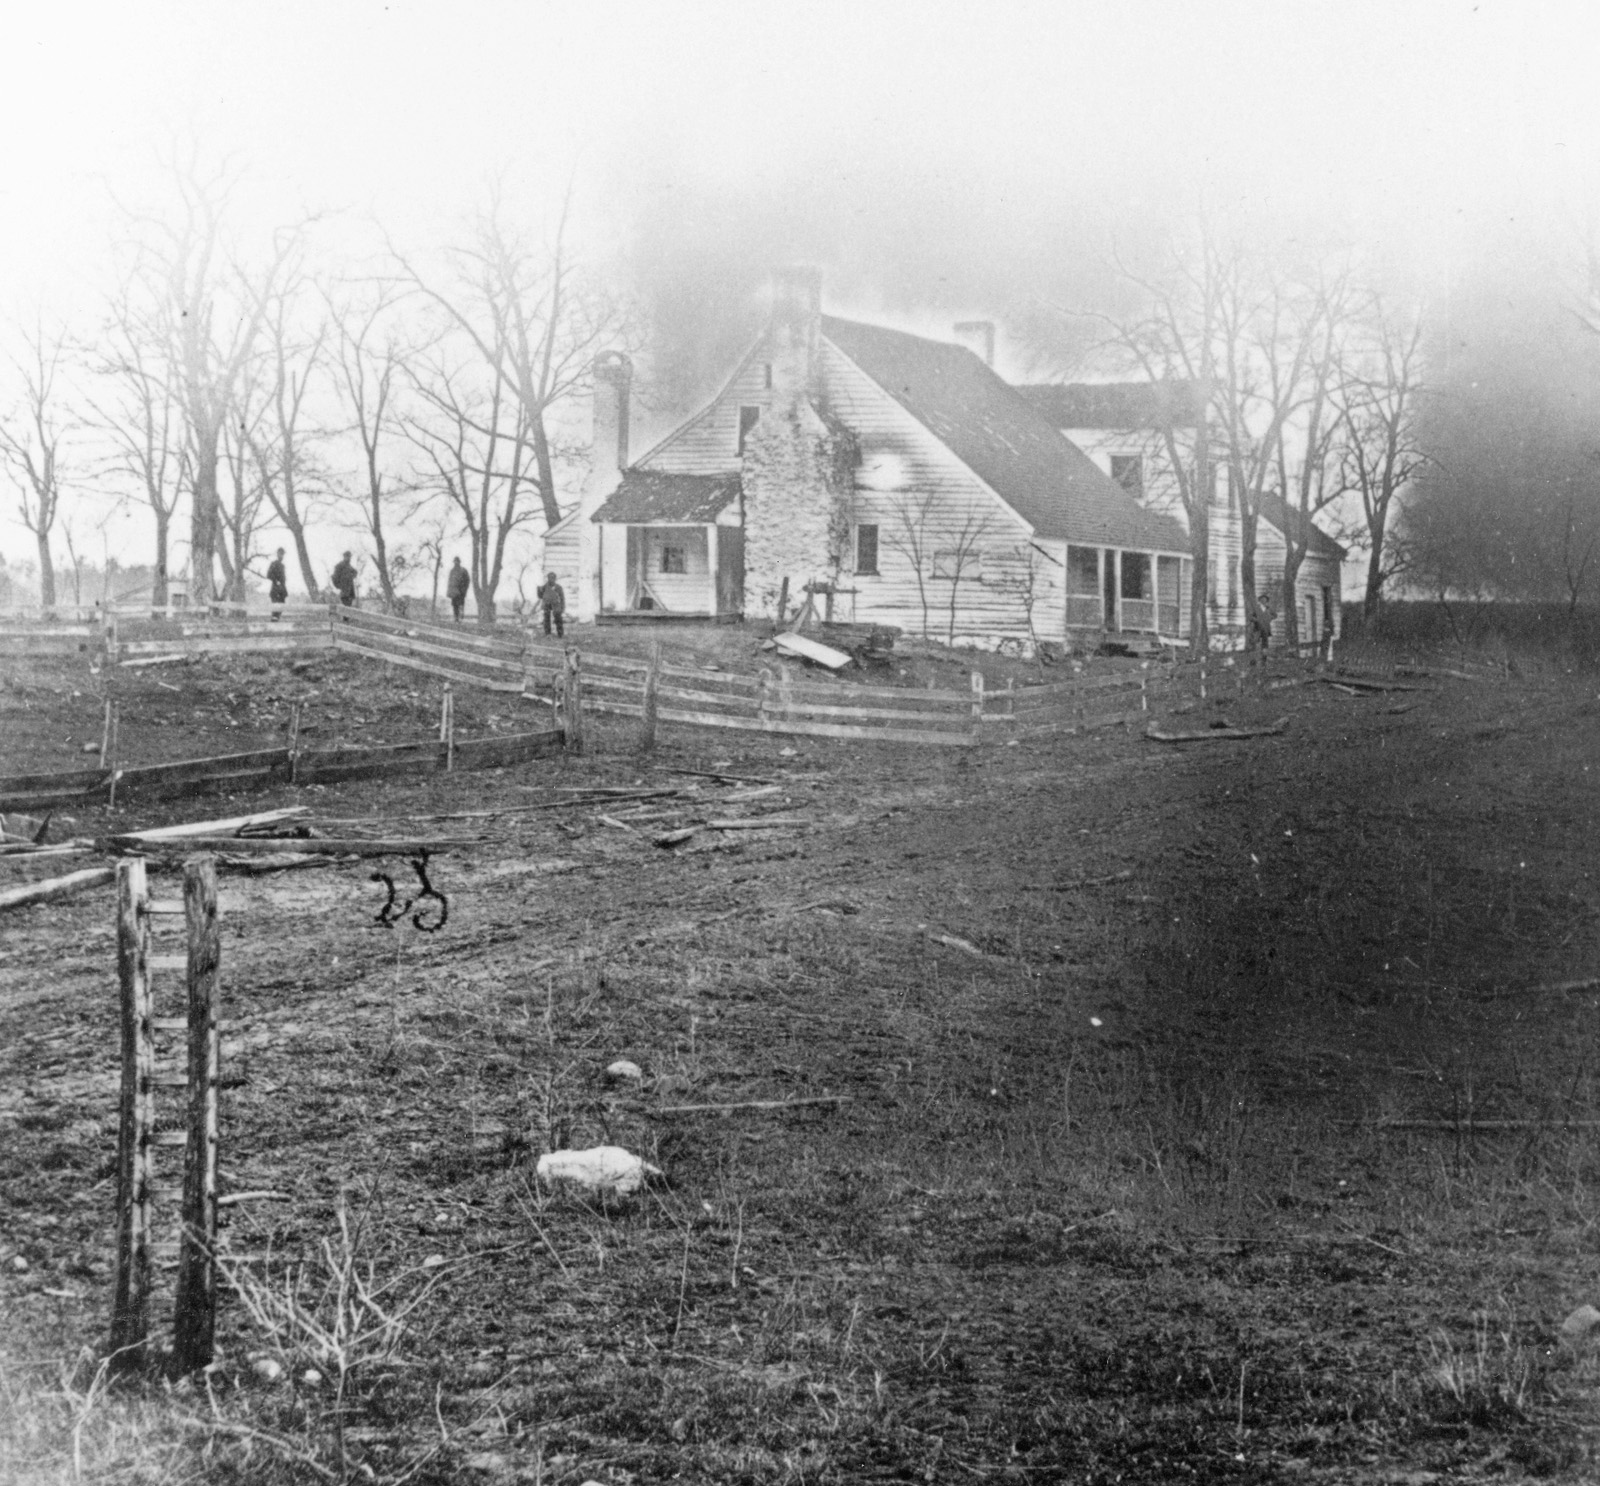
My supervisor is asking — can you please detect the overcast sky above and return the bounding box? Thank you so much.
[3,0,1598,581]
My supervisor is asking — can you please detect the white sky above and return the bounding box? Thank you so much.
[3,0,1599,585]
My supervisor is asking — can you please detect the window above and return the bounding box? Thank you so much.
[738,405,761,454]
[854,523,879,575]
[1109,454,1143,500]
[763,363,773,389]
[933,548,982,580]
[660,546,687,575]
[1119,551,1152,599]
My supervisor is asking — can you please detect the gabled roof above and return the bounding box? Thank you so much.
[1018,380,1204,430]
[591,469,740,525]
[820,317,1190,554]
[1260,492,1347,562]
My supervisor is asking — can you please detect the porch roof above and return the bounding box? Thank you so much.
[591,470,741,524]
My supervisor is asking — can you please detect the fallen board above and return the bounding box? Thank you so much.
[0,866,117,912]
[773,632,853,670]
[1144,718,1289,743]
[111,835,480,857]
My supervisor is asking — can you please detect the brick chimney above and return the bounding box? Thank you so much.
[953,320,996,368]
[589,350,632,486]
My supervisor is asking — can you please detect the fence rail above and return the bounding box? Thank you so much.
[5,601,1327,753]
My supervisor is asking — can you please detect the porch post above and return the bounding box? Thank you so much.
[1151,551,1159,633]
[1096,549,1105,628]
[707,523,720,616]
[596,524,605,614]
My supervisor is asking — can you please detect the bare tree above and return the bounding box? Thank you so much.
[1334,293,1426,621]
[935,506,999,645]
[89,275,189,607]
[993,542,1060,657]
[395,185,636,537]
[327,285,416,608]
[406,357,538,625]
[881,486,940,639]
[119,151,295,605]
[246,248,330,600]
[0,322,73,614]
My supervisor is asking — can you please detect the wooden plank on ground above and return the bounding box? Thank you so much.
[124,835,478,857]
[449,730,566,768]
[114,749,292,791]
[110,807,311,847]
[1144,718,1289,743]
[0,765,113,793]
[0,866,117,911]
[773,632,852,669]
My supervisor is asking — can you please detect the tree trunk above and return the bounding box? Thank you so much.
[370,493,397,608]
[1239,511,1262,652]
[1363,514,1388,621]
[151,510,170,609]
[530,419,563,530]
[1188,502,1210,657]
[35,529,57,613]
[189,428,221,606]
[290,529,317,601]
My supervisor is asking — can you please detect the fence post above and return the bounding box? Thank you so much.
[107,703,121,810]
[100,697,114,766]
[970,671,984,741]
[1199,652,1208,702]
[562,648,585,755]
[111,858,153,1370]
[287,702,302,785]
[439,684,452,744]
[638,642,660,753]
[171,856,220,1375]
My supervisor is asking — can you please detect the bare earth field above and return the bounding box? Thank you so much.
[3,640,1600,1484]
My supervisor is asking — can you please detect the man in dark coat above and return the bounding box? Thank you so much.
[535,571,566,638]
[331,552,358,608]
[446,557,470,622]
[266,547,289,620]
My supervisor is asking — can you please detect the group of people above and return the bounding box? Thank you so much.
[261,547,566,636]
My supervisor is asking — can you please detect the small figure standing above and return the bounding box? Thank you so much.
[536,571,566,638]
[446,557,470,623]
[1252,590,1277,651]
[266,547,289,620]
[331,551,358,608]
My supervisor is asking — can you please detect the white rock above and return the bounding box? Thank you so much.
[536,1145,661,1196]
[1561,1303,1600,1341]
[604,1059,643,1083]
[302,1368,323,1386]
[11,1255,28,1273]
[252,1357,284,1383]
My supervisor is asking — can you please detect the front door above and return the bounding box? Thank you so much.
[1102,550,1118,630]
[715,527,745,615]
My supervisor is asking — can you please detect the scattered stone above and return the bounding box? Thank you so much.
[536,1145,661,1196]
[251,1357,284,1383]
[422,1253,446,1268]
[80,742,98,754]
[302,1368,323,1386]
[11,1255,28,1273]
[604,1059,643,1084]
[1561,1304,1600,1341]
[463,1451,511,1476]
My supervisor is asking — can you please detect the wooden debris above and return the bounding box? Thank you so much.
[0,866,116,912]
[654,827,702,848]
[119,836,477,858]
[597,814,639,833]
[655,767,777,786]
[1145,718,1289,743]
[928,931,990,958]
[773,631,852,671]
[656,1095,849,1115]
[1050,868,1135,891]
[113,807,311,846]
[215,853,334,874]
[1,810,52,844]
[706,817,807,830]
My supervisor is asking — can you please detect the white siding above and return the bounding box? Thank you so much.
[639,352,771,475]
[819,342,1039,644]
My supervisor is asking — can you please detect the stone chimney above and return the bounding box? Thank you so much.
[589,350,632,486]
[768,266,823,403]
[953,320,996,369]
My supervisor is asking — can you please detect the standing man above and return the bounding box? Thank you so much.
[446,557,471,623]
[535,571,566,639]
[266,547,289,620]
[331,551,358,608]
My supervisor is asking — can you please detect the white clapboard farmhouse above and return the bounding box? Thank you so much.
[543,270,1196,648]
[1020,382,1348,649]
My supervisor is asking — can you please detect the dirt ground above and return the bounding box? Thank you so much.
[3,638,1600,1484]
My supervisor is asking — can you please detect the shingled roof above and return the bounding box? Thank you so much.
[820,318,1190,553]
[1018,380,1204,430]
[591,470,741,524]
[1259,492,1347,562]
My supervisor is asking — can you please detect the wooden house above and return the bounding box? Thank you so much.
[543,272,1193,648]
[1020,382,1347,648]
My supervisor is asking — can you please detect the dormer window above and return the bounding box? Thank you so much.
[738,405,761,454]
[1110,454,1143,500]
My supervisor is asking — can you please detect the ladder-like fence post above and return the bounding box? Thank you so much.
[172,856,221,1375]
[562,649,585,755]
[287,702,302,785]
[111,859,153,1369]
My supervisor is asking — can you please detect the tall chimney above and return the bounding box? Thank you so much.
[953,320,996,369]
[769,266,823,400]
[590,350,632,481]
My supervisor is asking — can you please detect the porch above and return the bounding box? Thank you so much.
[597,521,745,619]
[1065,545,1187,638]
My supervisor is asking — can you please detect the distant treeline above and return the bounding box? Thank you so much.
[1343,598,1600,670]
